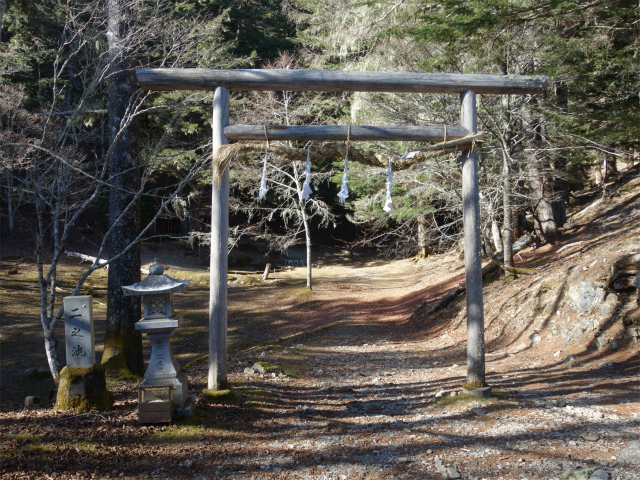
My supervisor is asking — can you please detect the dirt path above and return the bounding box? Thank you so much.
[1,250,638,479]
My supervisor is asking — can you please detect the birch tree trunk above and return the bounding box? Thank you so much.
[552,81,568,228]
[491,218,502,254]
[36,197,62,382]
[303,208,312,290]
[417,216,430,257]
[502,150,515,282]
[42,323,61,381]
[102,0,143,375]
[497,66,515,278]
[526,110,557,243]
[292,162,313,290]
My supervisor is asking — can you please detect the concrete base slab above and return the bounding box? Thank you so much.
[625,326,640,344]
[461,385,492,398]
[176,394,196,418]
[141,370,189,407]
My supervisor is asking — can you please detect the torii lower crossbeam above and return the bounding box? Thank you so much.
[224,125,471,142]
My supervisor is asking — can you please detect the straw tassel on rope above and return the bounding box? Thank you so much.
[298,150,313,203]
[337,126,351,204]
[383,160,393,215]
[257,126,270,200]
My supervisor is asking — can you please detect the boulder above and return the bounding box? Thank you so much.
[618,440,640,466]
[560,468,609,480]
[252,363,266,374]
[54,365,113,412]
[599,297,616,315]
[567,282,597,313]
[590,335,608,350]
[588,470,610,480]
[609,254,640,291]
[529,333,542,347]
[512,233,535,252]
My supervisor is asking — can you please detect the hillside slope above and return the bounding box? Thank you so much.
[413,162,640,393]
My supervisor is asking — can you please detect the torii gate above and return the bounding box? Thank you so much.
[136,68,548,395]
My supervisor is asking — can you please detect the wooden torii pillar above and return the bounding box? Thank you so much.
[136,68,548,393]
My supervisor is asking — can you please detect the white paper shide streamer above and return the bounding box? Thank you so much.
[383,160,393,214]
[298,150,313,203]
[257,144,269,200]
[337,149,349,204]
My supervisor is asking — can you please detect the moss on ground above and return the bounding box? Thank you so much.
[255,361,281,373]
[149,410,221,443]
[0,432,51,460]
[282,367,299,378]
[201,388,243,404]
[242,387,279,408]
[435,394,499,408]
[178,408,220,429]
[149,425,206,444]
[184,354,209,369]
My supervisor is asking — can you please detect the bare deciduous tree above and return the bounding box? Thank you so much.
[244,154,335,289]
[226,52,343,288]
[0,0,232,381]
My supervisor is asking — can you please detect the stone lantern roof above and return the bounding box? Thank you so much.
[121,260,190,296]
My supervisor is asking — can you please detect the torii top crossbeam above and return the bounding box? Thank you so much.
[136,68,547,144]
[136,68,547,95]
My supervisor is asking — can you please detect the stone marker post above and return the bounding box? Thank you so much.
[64,296,95,367]
[56,295,113,412]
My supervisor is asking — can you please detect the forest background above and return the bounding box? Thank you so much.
[0,0,638,382]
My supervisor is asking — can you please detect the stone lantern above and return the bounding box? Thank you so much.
[122,260,193,413]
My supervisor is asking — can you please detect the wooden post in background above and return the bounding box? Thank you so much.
[208,86,229,390]
[460,89,489,396]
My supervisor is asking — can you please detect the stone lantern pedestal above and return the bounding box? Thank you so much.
[135,319,189,407]
[122,260,194,417]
